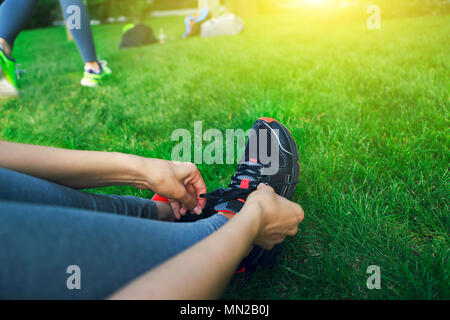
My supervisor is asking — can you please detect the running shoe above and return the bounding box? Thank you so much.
[162,117,300,272]
[201,117,300,272]
[0,44,19,91]
[80,60,112,87]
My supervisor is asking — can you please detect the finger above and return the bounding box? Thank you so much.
[180,204,187,216]
[185,184,199,213]
[261,243,274,250]
[278,237,286,244]
[191,175,207,209]
[288,202,304,223]
[287,226,299,236]
[169,200,181,220]
[246,183,269,202]
[260,235,285,249]
[186,183,195,194]
[273,235,286,244]
[184,166,207,211]
[297,205,305,222]
[177,185,200,214]
[257,183,275,194]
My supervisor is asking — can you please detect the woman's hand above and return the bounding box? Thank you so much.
[242,183,304,249]
[140,159,207,218]
[110,183,305,300]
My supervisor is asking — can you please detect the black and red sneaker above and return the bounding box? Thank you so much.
[202,117,300,272]
[155,118,300,272]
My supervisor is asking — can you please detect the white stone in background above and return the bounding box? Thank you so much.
[0,77,18,99]
[107,17,116,23]
[200,13,244,38]
[90,19,101,25]
[117,16,127,22]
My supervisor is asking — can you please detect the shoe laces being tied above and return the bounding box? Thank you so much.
[200,160,299,206]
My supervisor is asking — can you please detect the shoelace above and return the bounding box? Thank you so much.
[229,162,263,188]
[200,162,300,205]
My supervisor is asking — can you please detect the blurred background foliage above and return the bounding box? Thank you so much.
[0,0,448,28]
[258,0,450,18]
[0,0,197,28]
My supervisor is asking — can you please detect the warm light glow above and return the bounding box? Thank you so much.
[286,0,333,7]
[288,0,359,6]
[292,0,330,5]
[304,0,327,4]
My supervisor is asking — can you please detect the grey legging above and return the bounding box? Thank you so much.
[0,168,229,299]
[0,0,97,62]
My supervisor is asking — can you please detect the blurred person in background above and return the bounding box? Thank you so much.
[0,0,111,96]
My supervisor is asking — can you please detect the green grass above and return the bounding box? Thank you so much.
[1,14,449,299]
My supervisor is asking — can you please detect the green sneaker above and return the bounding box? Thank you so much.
[80,60,112,87]
[0,44,19,90]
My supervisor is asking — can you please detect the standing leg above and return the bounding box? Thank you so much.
[59,0,98,65]
[0,0,38,90]
[0,0,39,55]
[59,0,111,87]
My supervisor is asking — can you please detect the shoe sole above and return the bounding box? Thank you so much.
[0,77,19,98]
[80,78,99,87]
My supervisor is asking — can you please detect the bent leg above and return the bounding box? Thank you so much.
[0,201,228,299]
[59,0,97,62]
[0,167,158,220]
[0,0,39,51]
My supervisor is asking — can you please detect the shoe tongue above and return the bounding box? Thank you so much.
[234,160,259,188]
[237,158,259,176]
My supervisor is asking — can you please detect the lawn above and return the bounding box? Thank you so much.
[0,13,448,299]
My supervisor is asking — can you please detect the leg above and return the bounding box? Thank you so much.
[0,0,39,55]
[59,0,98,66]
[0,201,229,299]
[58,1,113,87]
[0,167,159,220]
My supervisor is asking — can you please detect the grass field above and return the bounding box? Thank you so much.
[0,13,449,299]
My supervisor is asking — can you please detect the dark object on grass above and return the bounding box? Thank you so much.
[119,23,157,49]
